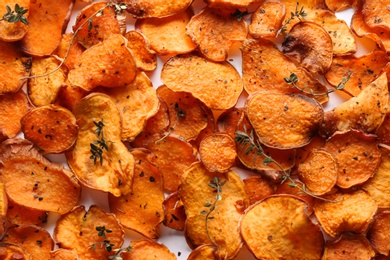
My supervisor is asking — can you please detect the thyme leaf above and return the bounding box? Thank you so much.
[90,119,109,165]
[0,4,29,25]
[276,3,306,37]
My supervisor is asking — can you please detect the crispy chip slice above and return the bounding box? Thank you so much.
[21,105,78,154]
[2,225,53,260]
[313,190,378,237]
[205,0,262,8]
[156,85,208,141]
[363,0,390,31]
[243,176,275,205]
[0,0,29,42]
[191,105,215,149]
[0,90,30,141]
[0,41,31,94]
[98,72,159,141]
[7,199,47,226]
[161,53,243,110]
[109,148,164,239]
[120,240,176,259]
[162,191,186,231]
[124,0,192,18]
[54,33,85,70]
[325,50,390,96]
[66,93,134,197]
[0,180,6,236]
[249,0,285,39]
[68,34,137,91]
[124,31,156,71]
[186,7,247,62]
[135,8,196,55]
[187,245,217,260]
[0,243,30,260]
[275,181,314,215]
[282,21,333,74]
[54,205,124,260]
[367,211,390,256]
[180,162,249,259]
[0,138,80,214]
[322,234,375,260]
[325,0,357,11]
[51,249,79,260]
[376,113,390,145]
[54,84,87,112]
[295,134,325,166]
[241,195,324,260]
[241,38,329,104]
[20,0,73,56]
[217,108,243,138]
[246,91,323,149]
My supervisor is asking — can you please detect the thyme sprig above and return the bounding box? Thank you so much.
[90,119,109,165]
[276,3,306,36]
[0,4,28,25]
[155,103,185,143]
[200,177,226,246]
[231,9,251,21]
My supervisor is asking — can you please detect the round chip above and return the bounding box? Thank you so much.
[187,245,217,260]
[367,211,390,256]
[322,234,375,260]
[363,0,390,31]
[275,181,314,216]
[120,240,176,259]
[125,0,192,18]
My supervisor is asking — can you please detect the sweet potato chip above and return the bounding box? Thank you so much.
[191,105,215,149]
[376,113,390,145]
[109,148,164,239]
[162,191,186,231]
[124,30,157,71]
[2,225,54,260]
[241,38,329,104]
[54,33,85,70]
[205,0,262,8]
[246,91,323,149]
[0,138,80,214]
[0,180,6,235]
[362,0,390,31]
[66,93,134,196]
[7,199,47,226]
[54,205,124,260]
[21,105,78,154]
[249,0,285,39]
[313,190,377,237]
[180,162,249,259]
[325,0,357,11]
[241,195,324,260]
[243,176,275,205]
[325,50,389,96]
[0,90,30,141]
[0,41,31,94]
[161,53,243,110]
[0,0,29,42]
[125,0,192,18]
[186,7,247,62]
[135,8,196,55]
[0,243,30,260]
[282,21,333,74]
[367,211,390,256]
[51,249,79,260]
[20,0,74,56]
[188,245,217,260]
[217,108,243,138]
[294,134,325,166]
[275,180,314,215]
[68,34,137,91]
[120,240,176,259]
[54,84,87,112]
[322,234,375,260]
[98,72,159,141]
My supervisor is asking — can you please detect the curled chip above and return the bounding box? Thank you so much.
[68,34,137,91]
[246,91,323,149]
[54,33,85,70]
[325,50,389,96]
[2,225,54,260]
[313,190,378,237]
[0,243,30,259]
[0,90,31,141]
[325,0,357,11]
[241,38,329,104]
[161,53,243,110]
[51,249,79,260]
[0,41,31,94]
[180,162,249,259]
[0,138,80,214]
[186,7,247,62]
[362,0,390,31]
[54,84,86,112]
[120,240,176,259]
[0,0,29,41]
[188,245,217,260]
[7,199,47,226]
[125,0,192,18]
[109,149,164,239]
[162,191,186,231]
[324,130,381,189]
[135,8,196,55]
[282,21,333,75]
[199,133,236,173]
[66,93,134,197]
[243,176,275,205]
[20,0,74,56]
[322,234,375,260]
[241,195,324,260]
[249,0,285,39]
[98,72,159,141]
[124,30,157,71]
[54,205,124,260]
[21,105,78,154]
[367,211,390,256]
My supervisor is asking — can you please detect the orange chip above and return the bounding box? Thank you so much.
[124,30,157,71]
[54,84,87,112]
[21,105,78,154]
[125,0,192,18]
[243,176,275,205]
[376,113,390,145]
[162,191,186,231]
[313,190,378,237]
[362,0,390,31]
[205,0,262,8]
[295,134,326,166]
[325,0,357,11]
[120,240,176,259]
[54,33,85,70]
[7,198,47,226]
[186,7,247,62]
[367,211,390,256]
[135,8,196,55]
[217,108,243,138]
[275,180,314,215]
[187,245,217,260]
[0,243,30,259]
[51,249,79,260]
[0,0,29,42]
[0,179,6,235]
[191,105,215,149]
[322,234,375,260]
[109,148,164,239]
[241,195,324,260]
[161,53,243,110]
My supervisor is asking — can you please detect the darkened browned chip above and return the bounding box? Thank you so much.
[7,198,47,226]
[243,176,275,205]
[187,245,217,260]
[124,30,157,71]
[162,191,186,231]
[322,234,375,260]
[217,108,244,138]
[125,0,192,18]
[0,243,30,259]
[362,0,390,31]
[120,240,176,259]
[0,0,29,41]
[367,211,390,256]
[54,33,85,70]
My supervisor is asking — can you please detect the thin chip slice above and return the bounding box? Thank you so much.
[54,205,124,260]
[162,191,186,231]
[363,0,390,31]
[367,211,390,256]
[7,198,47,226]
[54,84,87,112]
[325,0,357,11]
[0,138,80,214]
[2,225,54,260]
[313,190,378,237]
[51,249,79,260]
[54,33,85,70]
[180,162,249,259]
[205,0,262,8]
[295,134,326,166]
[0,243,30,260]
[124,31,156,71]
[217,108,244,138]
[124,0,192,18]
[0,0,29,42]
[109,148,164,239]
[275,181,314,216]
[241,38,329,104]
[246,91,323,149]
[135,8,196,55]
[186,7,247,62]
[188,245,217,260]
[0,180,6,236]
[243,176,275,205]
[120,240,176,259]
[241,195,324,260]
[322,234,375,260]
[376,113,390,145]
[68,34,137,91]
[191,105,215,149]
[66,93,134,197]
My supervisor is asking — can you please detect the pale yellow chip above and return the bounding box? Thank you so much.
[367,211,390,256]
[322,234,375,260]
[124,30,157,71]
[125,0,192,18]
